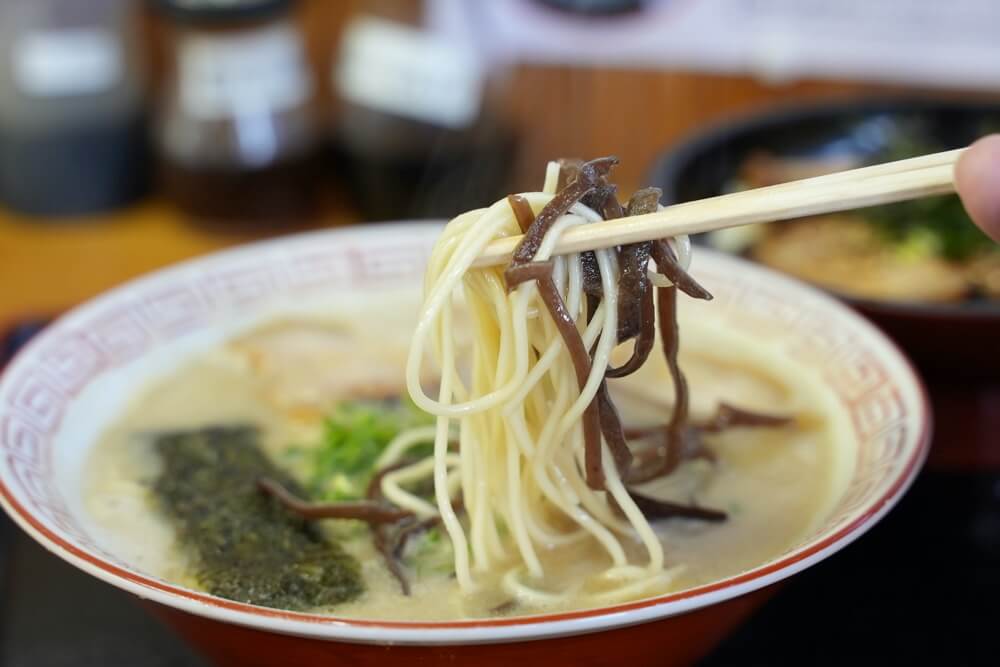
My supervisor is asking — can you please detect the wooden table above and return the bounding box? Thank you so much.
[0,202,347,326]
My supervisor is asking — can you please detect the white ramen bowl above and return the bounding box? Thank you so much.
[0,224,929,667]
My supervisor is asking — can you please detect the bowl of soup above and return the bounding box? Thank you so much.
[0,223,929,667]
[647,98,1000,382]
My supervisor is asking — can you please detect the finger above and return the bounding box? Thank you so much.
[955,134,1000,243]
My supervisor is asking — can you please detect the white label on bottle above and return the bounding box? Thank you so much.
[336,17,483,129]
[178,25,312,121]
[13,29,123,97]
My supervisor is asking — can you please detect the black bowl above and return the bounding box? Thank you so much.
[647,98,1000,381]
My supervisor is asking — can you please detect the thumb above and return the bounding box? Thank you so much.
[955,134,1000,243]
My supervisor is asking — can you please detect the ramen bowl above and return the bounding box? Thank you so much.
[0,224,929,667]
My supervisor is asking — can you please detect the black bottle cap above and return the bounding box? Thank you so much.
[151,0,296,24]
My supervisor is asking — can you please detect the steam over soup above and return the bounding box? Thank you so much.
[84,159,852,620]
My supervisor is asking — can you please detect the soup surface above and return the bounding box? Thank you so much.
[84,289,852,620]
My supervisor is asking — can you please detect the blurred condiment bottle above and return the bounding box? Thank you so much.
[333,0,516,221]
[0,0,149,217]
[153,0,320,226]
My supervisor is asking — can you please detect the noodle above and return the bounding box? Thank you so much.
[403,158,696,604]
[260,157,791,606]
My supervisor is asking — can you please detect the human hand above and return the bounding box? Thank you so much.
[955,135,1000,243]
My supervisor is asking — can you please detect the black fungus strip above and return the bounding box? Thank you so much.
[580,251,605,299]
[507,194,535,233]
[504,160,787,510]
[607,488,725,524]
[625,405,791,440]
[606,283,654,378]
[651,241,713,301]
[585,293,601,324]
[390,498,466,560]
[612,241,652,343]
[621,437,679,486]
[658,284,689,466]
[365,462,417,595]
[379,500,467,595]
[698,403,793,433]
[625,432,714,485]
[579,184,620,299]
[626,188,662,217]
[622,425,658,440]
[606,188,661,377]
[373,525,411,596]
[621,240,720,484]
[510,156,618,267]
[391,516,442,559]
[606,239,654,377]
[623,403,789,480]
[580,183,618,216]
[258,477,413,524]
[628,490,727,522]
[364,461,412,499]
[601,190,625,220]
[505,260,555,290]
[556,158,583,191]
[596,381,633,476]
[491,600,519,615]
[623,286,699,485]
[505,260,605,490]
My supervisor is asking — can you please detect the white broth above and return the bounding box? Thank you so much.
[84,293,852,621]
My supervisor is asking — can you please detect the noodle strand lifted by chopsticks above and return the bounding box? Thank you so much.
[404,158,700,603]
[262,157,792,604]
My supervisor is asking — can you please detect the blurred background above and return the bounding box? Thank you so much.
[1,0,1000,665]
[4,0,1000,319]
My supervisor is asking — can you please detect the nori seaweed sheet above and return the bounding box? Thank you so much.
[151,426,363,611]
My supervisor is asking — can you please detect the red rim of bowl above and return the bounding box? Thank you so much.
[0,230,933,637]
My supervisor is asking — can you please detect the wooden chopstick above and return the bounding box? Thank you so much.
[472,149,964,268]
